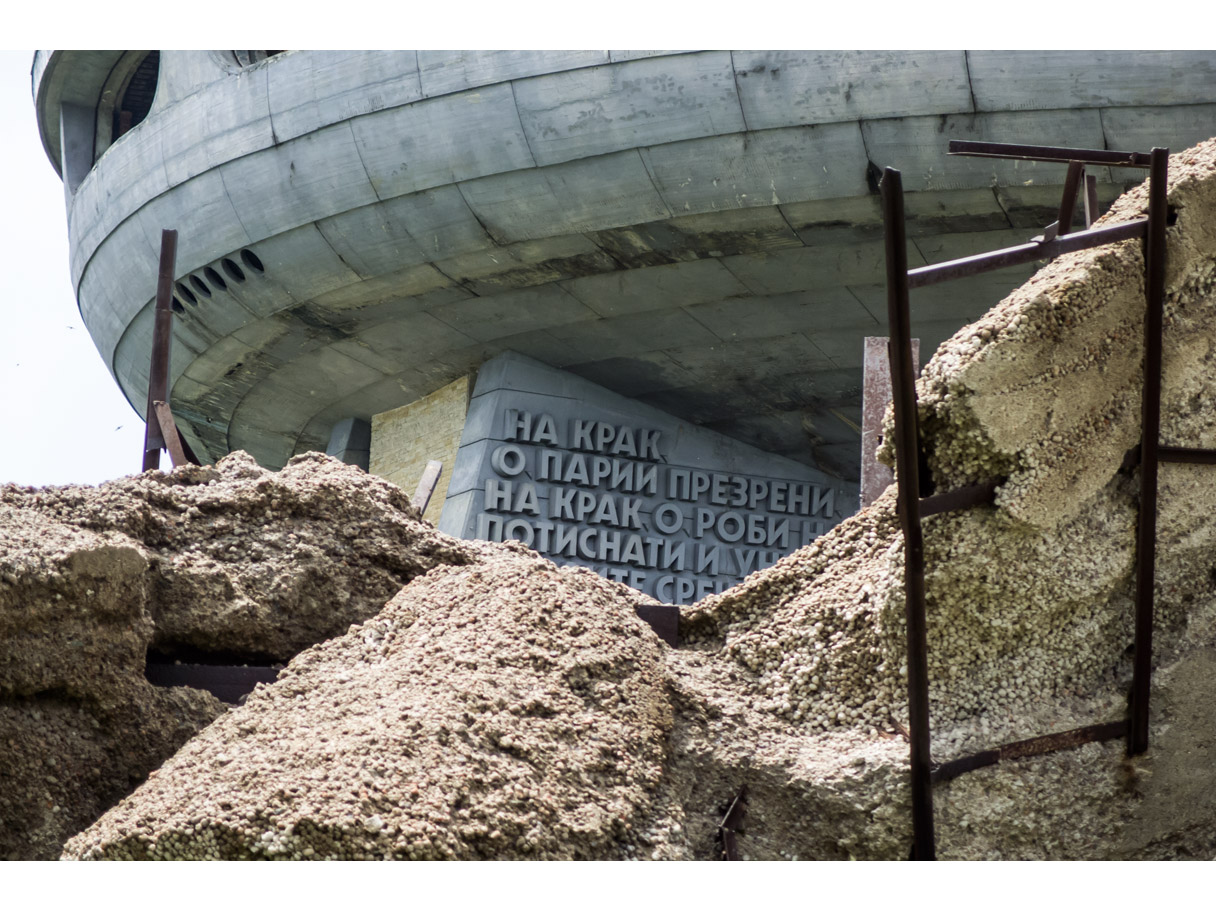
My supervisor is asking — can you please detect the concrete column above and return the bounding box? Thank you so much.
[59,102,94,198]
[326,417,371,470]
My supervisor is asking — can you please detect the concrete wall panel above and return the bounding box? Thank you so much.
[780,196,884,246]
[968,51,1216,112]
[720,240,926,297]
[1101,105,1216,180]
[513,51,743,167]
[458,150,671,243]
[545,308,722,363]
[417,50,608,98]
[150,51,233,110]
[662,207,803,257]
[307,272,463,328]
[562,258,749,318]
[434,234,616,295]
[216,122,377,242]
[351,84,535,200]
[640,122,867,214]
[733,50,973,132]
[330,313,479,374]
[684,287,878,341]
[236,224,362,314]
[608,51,692,63]
[76,220,159,361]
[268,50,423,143]
[314,198,433,279]
[68,123,174,290]
[132,168,254,292]
[321,185,494,278]
[159,64,273,187]
[565,351,699,397]
[426,284,600,343]
[229,314,332,366]
[997,183,1126,229]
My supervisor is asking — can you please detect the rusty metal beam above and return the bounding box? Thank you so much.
[882,166,936,861]
[1056,162,1085,237]
[931,720,1127,784]
[947,140,1152,168]
[918,480,1000,518]
[1130,147,1170,757]
[152,401,195,468]
[1159,446,1216,465]
[1084,173,1100,228]
[142,229,178,472]
[907,219,1148,290]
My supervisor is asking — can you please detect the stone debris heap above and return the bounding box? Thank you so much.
[34,139,1216,859]
[0,452,476,860]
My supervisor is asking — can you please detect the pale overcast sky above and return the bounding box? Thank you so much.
[0,50,151,486]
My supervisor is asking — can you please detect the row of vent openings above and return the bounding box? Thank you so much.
[172,249,264,313]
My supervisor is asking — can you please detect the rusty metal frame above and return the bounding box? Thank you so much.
[142,229,178,471]
[142,229,201,471]
[881,140,1170,860]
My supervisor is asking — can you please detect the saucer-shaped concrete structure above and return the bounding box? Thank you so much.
[33,50,1216,482]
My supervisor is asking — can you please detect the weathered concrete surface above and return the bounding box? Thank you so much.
[0,451,480,859]
[60,140,1216,861]
[33,51,1216,482]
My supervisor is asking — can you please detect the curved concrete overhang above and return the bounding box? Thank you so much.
[34,50,1216,478]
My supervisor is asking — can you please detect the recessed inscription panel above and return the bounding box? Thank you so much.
[439,353,854,601]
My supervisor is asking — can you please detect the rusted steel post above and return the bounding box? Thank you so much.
[861,336,919,508]
[152,401,190,468]
[1083,173,1100,228]
[1055,161,1085,237]
[881,167,935,860]
[1130,147,1169,756]
[142,229,178,471]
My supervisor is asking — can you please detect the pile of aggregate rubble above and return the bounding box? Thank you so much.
[19,140,1216,860]
[0,452,476,859]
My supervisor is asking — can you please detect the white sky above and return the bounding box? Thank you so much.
[0,50,153,486]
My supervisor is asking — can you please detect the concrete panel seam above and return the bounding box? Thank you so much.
[631,147,674,221]
[846,285,883,326]
[857,118,881,181]
[806,335,839,369]
[216,164,256,246]
[990,186,1014,228]
[507,79,540,170]
[728,51,752,134]
[344,119,383,203]
[454,180,509,247]
[716,255,758,296]
[634,146,672,218]
[680,303,730,344]
[575,233,629,272]
[963,51,979,114]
